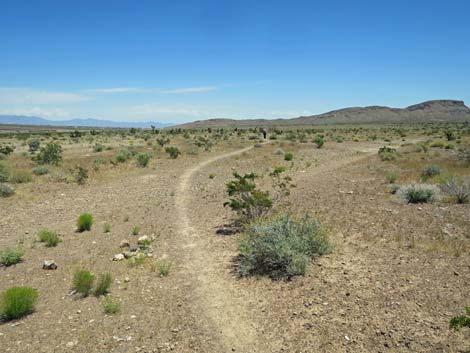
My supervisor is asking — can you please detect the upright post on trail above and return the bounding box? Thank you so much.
[261,128,267,139]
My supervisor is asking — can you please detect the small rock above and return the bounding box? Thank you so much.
[124,277,130,283]
[42,260,57,270]
[113,254,125,261]
[120,240,130,248]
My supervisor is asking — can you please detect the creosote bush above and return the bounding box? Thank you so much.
[397,184,439,204]
[284,152,294,161]
[165,146,181,159]
[37,229,60,247]
[0,248,24,266]
[36,143,62,165]
[238,214,331,279]
[32,165,49,176]
[225,172,272,222]
[378,146,397,161]
[94,273,112,296]
[73,269,95,297]
[135,152,151,167]
[77,213,93,232]
[0,286,38,321]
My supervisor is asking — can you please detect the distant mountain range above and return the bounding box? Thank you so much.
[0,115,173,129]
[174,100,470,128]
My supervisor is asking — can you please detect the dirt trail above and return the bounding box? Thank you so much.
[174,144,261,353]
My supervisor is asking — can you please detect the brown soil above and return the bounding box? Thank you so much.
[1,140,469,353]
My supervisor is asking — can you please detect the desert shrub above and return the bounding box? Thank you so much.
[74,166,88,185]
[77,213,93,232]
[441,177,470,204]
[0,286,38,320]
[0,145,14,155]
[37,229,60,247]
[93,143,104,152]
[103,297,120,314]
[225,172,272,222]
[165,146,181,159]
[313,136,324,148]
[135,152,151,167]
[238,214,331,279]
[92,157,106,171]
[36,143,62,165]
[0,248,24,266]
[284,152,293,161]
[9,170,32,184]
[157,137,170,147]
[94,272,112,296]
[0,183,15,197]
[128,253,146,267]
[422,165,441,178]
[458,148,470,165]
[32,165,49,175]
[28,139,40,153]
[132,226,140,235]
[385,171,399,184]
[387,184,400,194]
[397,184,439,204]
[156,260,171,277]
[378,146,396,161]
[269,166,294,202]
[115,149,132,163]
[450,307,470,331]
[0,163,10,182]
[73,269,95,296]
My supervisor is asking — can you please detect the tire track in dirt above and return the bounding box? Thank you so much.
[174,144,262,353]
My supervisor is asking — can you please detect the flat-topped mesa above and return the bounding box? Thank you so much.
[406,100,468,111]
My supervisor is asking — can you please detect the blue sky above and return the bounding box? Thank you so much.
[1,0,469,123]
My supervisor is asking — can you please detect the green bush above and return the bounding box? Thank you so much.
[378,146,397,161]
[422,165,441,178]
[284,152,293,161]
[94,273,112,296]
[9,170,32,184]
[0,286,38,320]
[36,143,62,165]
[37,229,60,247]
[135,152,151,167]
[450,307,470,331]
[385,171,399,184]
[225,172,272,222]
[165,146,181,159]
[115,149,132,163]
[0,145,14,156]
[74,166,88,185]
[0,248,24,266]
[73,269,95,297]
[238,214,331,279]
[132,226,140,235]
[156,260,171,277]
[397,184,439,204]
[0,183,15,197]
[103,297,120,314]
[93,143,105,152]
[32,165,49,176]
[77,213,93,232]
[0,163,10,182]
[313,136,324,148]
[28,139,40,153]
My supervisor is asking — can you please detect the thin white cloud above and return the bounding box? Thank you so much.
[130,103,207,117]
[0,107,70,118]
[83,87,144,94]
[0,87,89,104]
[160,86,218,94]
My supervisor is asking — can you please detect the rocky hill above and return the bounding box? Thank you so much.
[175,100,470,128]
